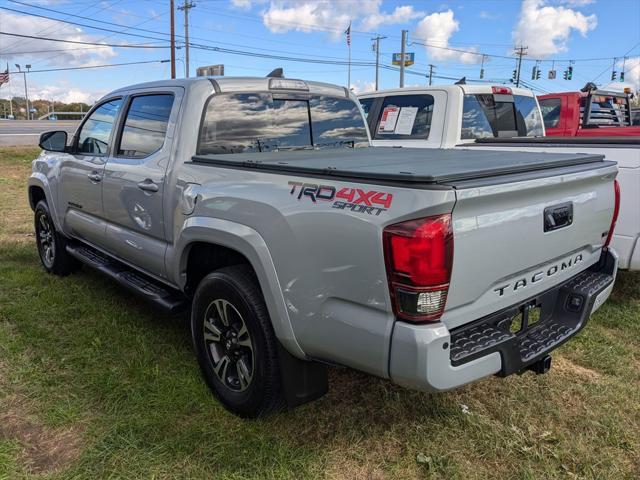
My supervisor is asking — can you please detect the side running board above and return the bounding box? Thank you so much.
[66,243,188,313]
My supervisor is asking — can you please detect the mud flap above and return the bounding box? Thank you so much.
[277,342,328,408]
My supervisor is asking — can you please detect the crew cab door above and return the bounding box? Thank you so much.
[58,97,123,245]
[100,89,181,278]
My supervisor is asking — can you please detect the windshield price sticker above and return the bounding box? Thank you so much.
[394,107,418,135]
[378,106,400,133]
[378,106,418,135]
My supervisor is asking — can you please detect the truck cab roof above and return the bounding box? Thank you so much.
[358,84,535,99]
[107,76,351,98]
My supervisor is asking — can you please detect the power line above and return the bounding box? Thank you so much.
[0,31,168,49]
[1,5,380,64]
[4,59,170,75]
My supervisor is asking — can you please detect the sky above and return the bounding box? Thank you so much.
[0,0,639,104]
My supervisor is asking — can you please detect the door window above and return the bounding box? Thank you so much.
[117,94,175,158]
[77,98,122,154]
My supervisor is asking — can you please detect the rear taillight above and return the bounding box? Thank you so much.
[604,179,621,248]
[383,214,453,322]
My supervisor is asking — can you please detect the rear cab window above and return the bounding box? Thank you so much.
[461,93,544,139]
[372,95,434,140]
[539,98,562,129]
[197,93,368,155]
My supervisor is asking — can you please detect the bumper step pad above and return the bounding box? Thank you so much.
[449,256,615,376]
[67,244,188,313]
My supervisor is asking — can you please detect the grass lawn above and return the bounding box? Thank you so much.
[0,146,638,479]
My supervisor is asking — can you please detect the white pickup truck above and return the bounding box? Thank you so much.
[359,85,640,270]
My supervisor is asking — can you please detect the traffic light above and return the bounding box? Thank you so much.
[563,69,568,80]
[620,72,625,82]
[531,66,536,80]
[536,67,541,80]
[611,70,617,81]
[567,66,573,80]
[512,69,517,82]
[480,68,484,79]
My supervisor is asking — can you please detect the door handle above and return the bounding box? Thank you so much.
[137,180,159,193]
[87,172,102,182]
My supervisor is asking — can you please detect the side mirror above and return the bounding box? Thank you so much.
[39,130,68,152]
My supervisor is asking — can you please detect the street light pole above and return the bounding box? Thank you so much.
[15,64,30,120]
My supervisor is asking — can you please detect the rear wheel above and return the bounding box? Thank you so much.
[191,265,285,418]
[34,200,80,276]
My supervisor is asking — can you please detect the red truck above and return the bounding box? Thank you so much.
[538,84,640,137]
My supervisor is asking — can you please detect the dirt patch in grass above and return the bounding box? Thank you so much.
[553,357,603,382]
[0,395,84,475]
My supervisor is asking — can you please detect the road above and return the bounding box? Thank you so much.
[0,120,80,146]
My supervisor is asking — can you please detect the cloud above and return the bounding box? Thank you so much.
[230,0,254,9]
[360,5,424,31]
[261,1,421,40]
[615,56,640,92]
[512,0,597,58]
[478,11,500,20]
[350,80,376,94]
[414,10,481,64]
[0,79,106,104]
[0,12,117,67]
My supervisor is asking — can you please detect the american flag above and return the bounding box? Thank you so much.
[0,64,9,86]
[345,22,351,46]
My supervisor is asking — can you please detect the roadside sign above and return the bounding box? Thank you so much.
[392,53,415,67]
[548,70,556,80]
[196,64,224,76]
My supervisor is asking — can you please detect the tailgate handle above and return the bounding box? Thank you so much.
[544,203,573,232]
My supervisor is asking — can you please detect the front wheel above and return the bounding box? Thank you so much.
[191,265,286,418]
[34,200,80,276]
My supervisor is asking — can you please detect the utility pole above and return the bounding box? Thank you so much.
[399,29,407,88]
[170,0,176,79]
[371,35,386,91]
[178,1,195,78]
[428,64,435,86]
[514,45,528,88]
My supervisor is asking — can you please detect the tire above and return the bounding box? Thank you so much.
[191,265,286,418]
[34,200,81,276]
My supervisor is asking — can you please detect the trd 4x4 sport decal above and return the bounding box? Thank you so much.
[288,181,393,216]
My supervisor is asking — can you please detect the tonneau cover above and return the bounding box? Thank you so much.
[192,147,607,184]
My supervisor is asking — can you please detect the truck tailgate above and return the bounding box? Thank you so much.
[442,162,618,329]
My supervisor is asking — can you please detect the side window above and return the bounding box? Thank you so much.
[514,95,544,137]
[373,95,434,140]
[461,95,494,139]
[117,94,174,158]
[359,98,374,118]
[77,98,122,154]
[538,98,562,129]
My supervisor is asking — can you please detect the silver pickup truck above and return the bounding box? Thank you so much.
[29,76,619,417]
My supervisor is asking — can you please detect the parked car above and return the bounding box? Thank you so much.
[358,86,640,271]
[537,85,640,137]
[30,76,618,417]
